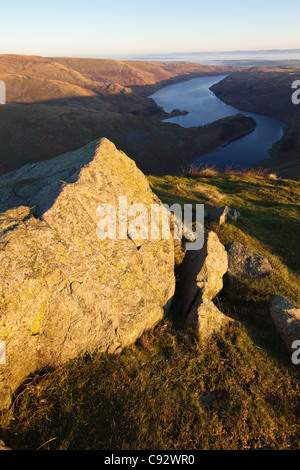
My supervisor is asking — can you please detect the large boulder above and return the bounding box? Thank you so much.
[227,241,272,281]
[269,295,300,352]
[0,138,175,410]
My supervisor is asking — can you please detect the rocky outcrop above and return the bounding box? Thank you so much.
[208,206,240,225]
[269,296,300,352]
[227,241,272,281]
[172,231,232,338]
[0,138,175,410]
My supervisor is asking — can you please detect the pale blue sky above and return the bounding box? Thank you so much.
[1,0,299,57]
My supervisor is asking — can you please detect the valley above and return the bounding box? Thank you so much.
[0,55,251,175]
[0,56,299,179]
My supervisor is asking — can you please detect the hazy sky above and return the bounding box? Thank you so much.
[1,0,300,57]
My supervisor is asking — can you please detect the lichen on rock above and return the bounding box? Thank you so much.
[0,138,175,410]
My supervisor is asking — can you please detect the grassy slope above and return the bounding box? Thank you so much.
[1,172,299,450]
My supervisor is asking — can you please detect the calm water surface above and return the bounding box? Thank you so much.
[150,76,285,170]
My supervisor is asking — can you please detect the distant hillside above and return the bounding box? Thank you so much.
[50,57,241,95]
[0,54,240,107]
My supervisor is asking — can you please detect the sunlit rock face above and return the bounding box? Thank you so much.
[0,138,175,410]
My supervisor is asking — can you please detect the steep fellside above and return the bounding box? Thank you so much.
[0,104,256,176]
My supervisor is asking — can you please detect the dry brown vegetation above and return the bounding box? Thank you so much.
[183,163,219,178]
[183,163,276,180]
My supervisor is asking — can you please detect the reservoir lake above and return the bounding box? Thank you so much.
[150,75,285,171]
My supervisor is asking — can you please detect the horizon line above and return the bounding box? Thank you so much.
[1,48,300,59]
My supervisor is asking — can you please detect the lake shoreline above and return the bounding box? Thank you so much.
[220,119,258,146]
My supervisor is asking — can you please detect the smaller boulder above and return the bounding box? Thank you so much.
[186,294,233,341]
[269,295,300,352]
[208,206,240,225]
[227,241,272,280]
[172,231,228,317]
